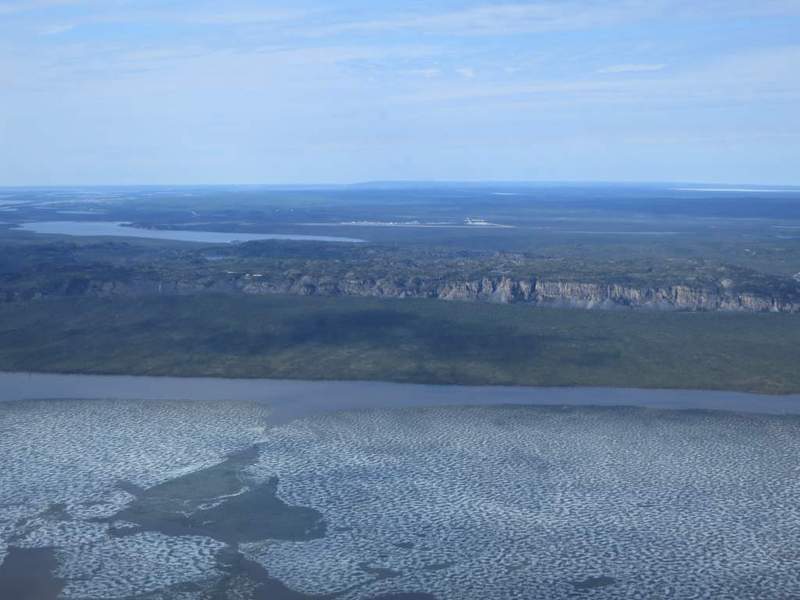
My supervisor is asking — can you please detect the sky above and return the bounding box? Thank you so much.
[0,0,799,186]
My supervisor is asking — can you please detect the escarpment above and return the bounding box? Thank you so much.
[3,241,799,313]
[234,272,800,312]
[4,267,798,313]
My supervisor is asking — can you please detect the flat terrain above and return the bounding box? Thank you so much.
[1,294,798,393]
[1,183,799,393]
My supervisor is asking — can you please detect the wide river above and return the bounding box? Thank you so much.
[3,372,800,599]
[1,372,798,421]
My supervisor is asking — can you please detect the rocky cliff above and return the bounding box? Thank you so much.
[4,264,800,313]
[235,273,800,312]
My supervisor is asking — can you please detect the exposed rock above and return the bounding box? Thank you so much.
[4,268,800,313]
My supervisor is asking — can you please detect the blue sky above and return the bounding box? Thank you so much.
[1,0,799,185]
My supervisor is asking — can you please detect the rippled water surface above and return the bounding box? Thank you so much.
[1,374,799,599]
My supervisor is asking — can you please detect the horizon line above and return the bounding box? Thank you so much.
[1,179,800,190]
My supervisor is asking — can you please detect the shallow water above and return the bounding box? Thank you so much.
[16,221,365,244]
[1,375,800,598]
[0,547,64,600]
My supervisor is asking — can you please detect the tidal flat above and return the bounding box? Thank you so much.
[1,382,799,599]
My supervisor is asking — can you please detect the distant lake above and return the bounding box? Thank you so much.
[16,221,365,244]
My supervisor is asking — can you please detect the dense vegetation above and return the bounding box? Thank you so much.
[1,294,798,393]
[1,237,798,311]
[1,183,799,393]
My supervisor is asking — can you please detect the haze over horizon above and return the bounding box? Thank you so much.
[1,0,799,186]
[3,179,800,191]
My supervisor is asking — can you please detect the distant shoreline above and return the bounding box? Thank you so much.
[2,372,799,421]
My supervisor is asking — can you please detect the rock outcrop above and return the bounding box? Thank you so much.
[234,273,800,312]
[4,269,799,313]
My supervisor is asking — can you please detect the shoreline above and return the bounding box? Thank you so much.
[1,371,799,418]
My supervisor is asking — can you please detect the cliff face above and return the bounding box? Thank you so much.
[4,271,799,313]
[237,273,800,313]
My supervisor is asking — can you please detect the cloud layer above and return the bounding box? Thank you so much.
[0,0,798,184]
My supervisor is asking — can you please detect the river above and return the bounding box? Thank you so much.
[1,372,798,421]
[2,373,800,599]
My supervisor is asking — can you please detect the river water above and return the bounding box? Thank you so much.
[1,372,798,421]
[2,373,800,599]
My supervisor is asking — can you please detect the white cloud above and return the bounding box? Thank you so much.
[304,0,800,39]
[598,64,666,74]
[680,0,800,19]
[395,45,800,108]
[314,1,660,37]
[0,0,81,16]
[408,68,441,79]
[3,3,313,36]
[6,0,800,37]
[456,67,476,79]
[38,22,75,35]
[177,8,312,26]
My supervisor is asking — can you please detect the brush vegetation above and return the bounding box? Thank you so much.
[1,294,798,394]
